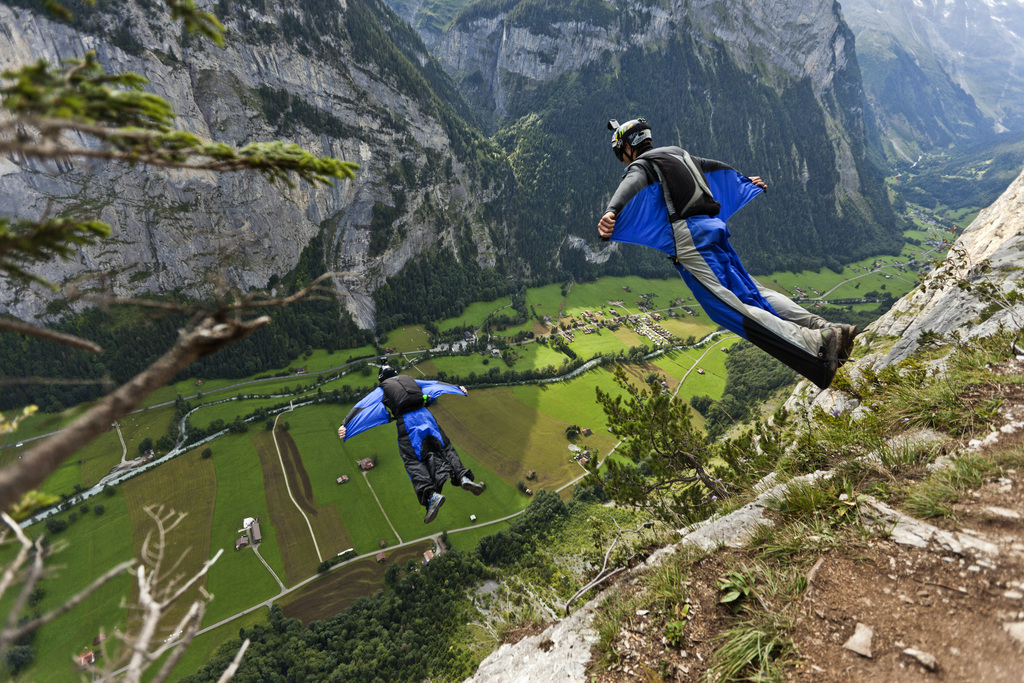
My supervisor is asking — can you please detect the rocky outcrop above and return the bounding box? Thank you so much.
[0,0,504,328]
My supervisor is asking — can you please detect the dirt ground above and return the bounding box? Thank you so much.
[582,360,1024,681]
[582,474,1024,682]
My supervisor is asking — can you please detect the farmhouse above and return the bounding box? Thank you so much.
[77,651,95,669]
[357,458,375,470]
[235,535,249,551]
[376,552,386,563]
[422,549,434,565]
[240,516,262,545]
[581,428,592,436]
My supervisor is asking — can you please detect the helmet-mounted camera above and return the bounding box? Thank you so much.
[378,358,398,383]
[608,117,651,162]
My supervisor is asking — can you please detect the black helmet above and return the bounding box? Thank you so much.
[608,117,652,162]
[378,358,398,383]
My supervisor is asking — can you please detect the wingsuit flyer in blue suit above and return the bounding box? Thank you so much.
[598,118,857,390]
[338,360,486,524]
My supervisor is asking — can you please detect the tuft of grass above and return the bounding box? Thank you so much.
[875,440,939,477]
[750,517,845,561]
[708,616,793,682]
[767,479,834,520]
[646,560,690,613]
[903,453,991,519]
[591,590,641,667]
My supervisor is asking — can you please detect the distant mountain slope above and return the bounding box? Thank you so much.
[897,131,1024,212]
[842,0,1024,155]
[436,0,902,276]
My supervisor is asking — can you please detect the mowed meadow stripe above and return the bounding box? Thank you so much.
[122,452,217,637]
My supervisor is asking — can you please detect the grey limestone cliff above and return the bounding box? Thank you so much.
[0,0,504,328]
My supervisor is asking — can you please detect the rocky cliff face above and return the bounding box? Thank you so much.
[438,0,857,137]
[0,0,504,328]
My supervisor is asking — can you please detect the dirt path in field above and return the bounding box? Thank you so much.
[272,428,352,557]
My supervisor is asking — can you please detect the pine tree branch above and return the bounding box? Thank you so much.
[0,118,359,186]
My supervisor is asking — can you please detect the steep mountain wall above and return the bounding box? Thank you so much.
[438,0,850,121]
[0,0,507,328]
[434,0,901,276]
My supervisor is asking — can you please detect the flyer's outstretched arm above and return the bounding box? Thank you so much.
[338,387,388,441]
[415,380,468,404]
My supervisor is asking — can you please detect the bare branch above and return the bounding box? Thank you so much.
[0,317,103,353]
[0,315,270,512]
[1,535,45,653]
[2,560,133,647]
[160,548,222,608]
[125,564,163,679]
[85,272,343,315]
[0,514,33,606]
[123,510,224,681]
[82,296,203,316]
[147,601,205,682]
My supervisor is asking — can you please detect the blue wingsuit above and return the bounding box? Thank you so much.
[342,376,474,507]
[606,146,835,389]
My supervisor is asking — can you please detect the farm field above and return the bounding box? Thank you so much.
[122,452,219,633]
[523,283,566,321]
[430,387,600,493]
[507,341,573,372]
[278,540,433,624]
[384,325,431,353]
[203,432,288,608]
